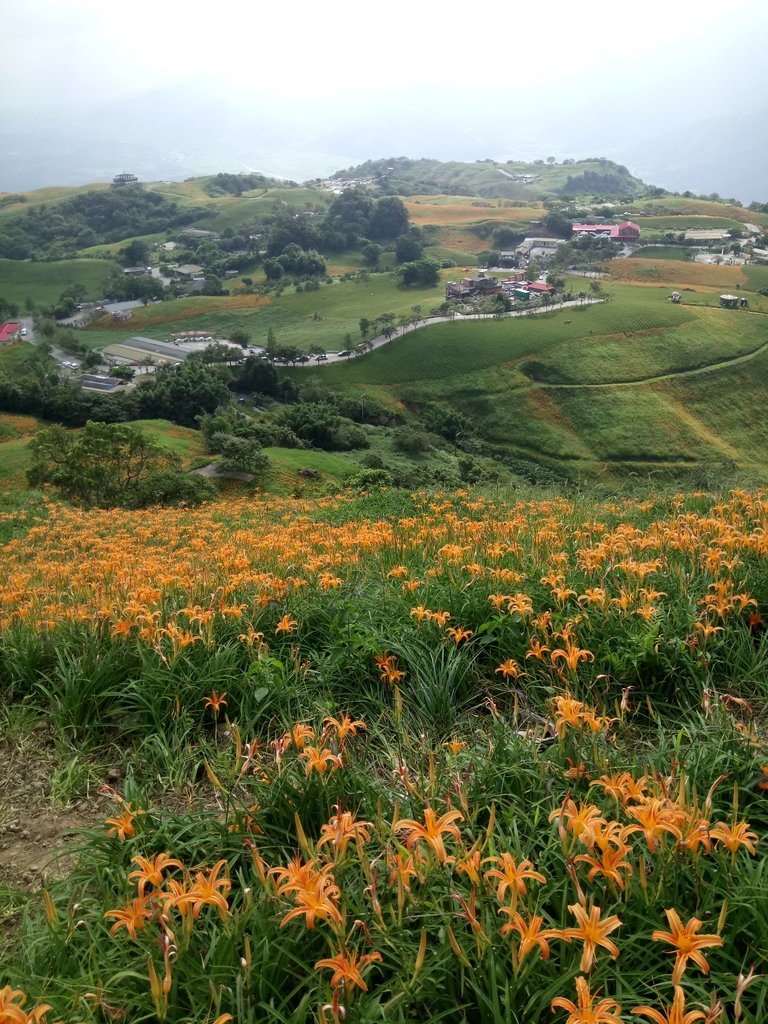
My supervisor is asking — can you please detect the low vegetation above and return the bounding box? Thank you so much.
[2,486,768,1022]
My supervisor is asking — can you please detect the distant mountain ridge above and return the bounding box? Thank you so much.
[330,157,648,200]
[615,107,768,206]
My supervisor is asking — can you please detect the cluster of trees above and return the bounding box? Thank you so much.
[251,191,412,266]
[395,258,441,287]
[0,189,205,260]
[197,407,272,477]
[276,402,369,451]
[0,297,21,320]
[321,191,410,250]
[0,360,231,428]
[204,173,287,197]
[263,244,326,281]
[27,421,216,508]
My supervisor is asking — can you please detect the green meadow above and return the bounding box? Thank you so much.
[83,272,448,352]
[0,257,120,306]
[311,295,695,387]
[632,215,746,236]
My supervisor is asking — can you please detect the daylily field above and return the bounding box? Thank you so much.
[2,486,768,1023]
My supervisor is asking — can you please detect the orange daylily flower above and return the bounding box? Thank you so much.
[275,614,298,634]
[559,902,621,973]
[552,695,589,737]
[625,798,684,852]
[446,625,473,644]
[279,867,342,930]
[270,856,327,896]
[104,803,145,842]
[484,853,546,904]
[393,807,464,865]
[203,689,227,715]
[301,746,343,776]
[427,609,452,627]
[455,848,484,885]
[709,819,759,857]
[0,986,55,1024]
[549,799,607,848]
[317,808,372,859]
[315,949,382,992]
[507,593,534,617]
[104,897,154,940]
[388,849,421,907]
[632,985,708,1024]
[444,737,468,755]
[551,976,624,1024]
[322,713,367,747]
[575,842,634,890]
[127,853,184,897]
[651,908,723,984]
[496,659,521,679]
[526,637,551,660]
[375,652,406,685]
[170,859,231,921]
[284,723,316,750]
[499,911,560,966]
[551,644,594,672]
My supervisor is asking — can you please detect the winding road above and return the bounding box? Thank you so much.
[310,297,607,365]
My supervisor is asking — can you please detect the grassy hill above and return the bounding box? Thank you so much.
[2,166,766,491]
[55,242,766,485]
[333,156,649,198]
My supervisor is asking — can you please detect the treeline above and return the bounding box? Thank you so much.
[0,360,230,428]
[0,189,206,259]
[558,169,636,198]
[204,173,292,196]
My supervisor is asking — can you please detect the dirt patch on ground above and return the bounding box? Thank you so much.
[0,732,109,930]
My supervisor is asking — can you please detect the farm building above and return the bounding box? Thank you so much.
[445,274,502,300]
[78,374,127,393]
[514,238,567,260]
[172,264,205,279]
[500,272,526,289]
[0,322,21,345]
[719,294,739,309]
[684,229,731,243]
[525,282,556,295]
[572,221,640,242]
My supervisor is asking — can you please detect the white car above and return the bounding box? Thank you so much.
[20,327,27,336]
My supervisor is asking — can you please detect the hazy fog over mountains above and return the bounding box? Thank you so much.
[2,0,767,201]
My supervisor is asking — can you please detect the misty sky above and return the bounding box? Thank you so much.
[5,0,767,116]
[2,0,768,197]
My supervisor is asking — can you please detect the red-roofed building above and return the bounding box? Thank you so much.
[525,281,556,294]
[613,221,641,242]
[0,322,21,345]
[572,221,640,242]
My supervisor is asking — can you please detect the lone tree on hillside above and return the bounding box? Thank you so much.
[27,421,214,508]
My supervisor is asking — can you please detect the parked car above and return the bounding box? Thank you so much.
[20,327,27,336]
